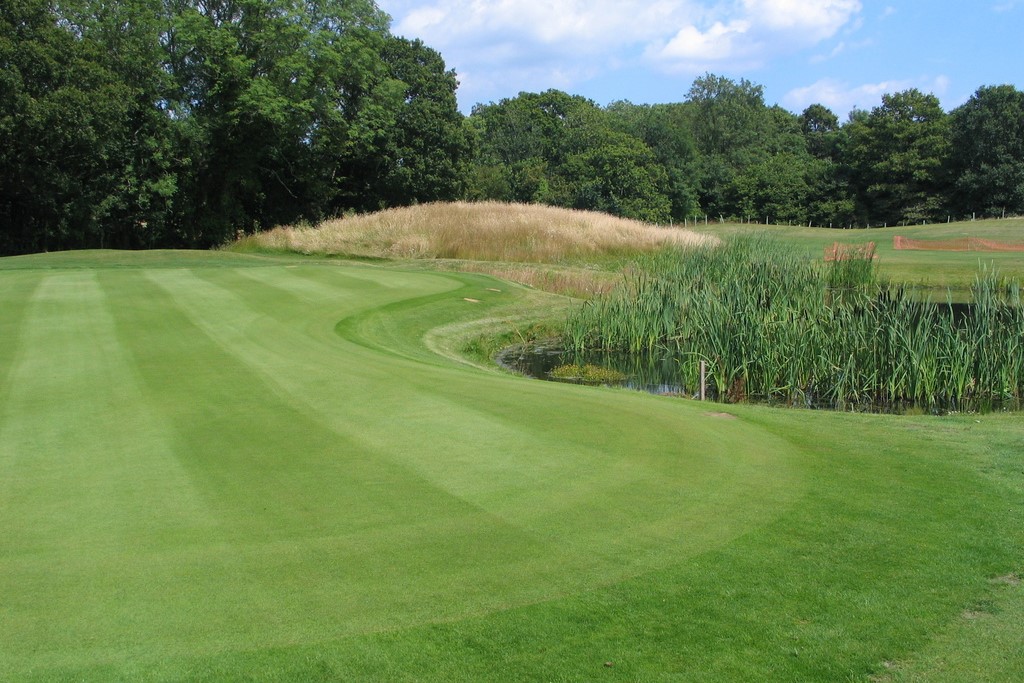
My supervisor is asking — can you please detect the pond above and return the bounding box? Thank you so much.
[498,313,1022,415]
[497,341,691,396]
[499,301,983,399]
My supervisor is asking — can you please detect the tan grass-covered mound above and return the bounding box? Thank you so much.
[247,201,716,263]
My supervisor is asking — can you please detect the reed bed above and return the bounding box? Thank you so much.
[565,236,1024,411]
[243,201,716,263]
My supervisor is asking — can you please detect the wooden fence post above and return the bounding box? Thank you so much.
[700,361,707,401]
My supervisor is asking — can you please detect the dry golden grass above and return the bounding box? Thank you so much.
[438,261,621,298]
[244,201,716,264]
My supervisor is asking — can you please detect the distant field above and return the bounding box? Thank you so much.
[1,250,1022,681]
[695,217,1024,290]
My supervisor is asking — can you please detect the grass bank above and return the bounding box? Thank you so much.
[1,251,1022,680]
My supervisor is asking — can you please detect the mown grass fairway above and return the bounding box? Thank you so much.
[2,251,1023,681]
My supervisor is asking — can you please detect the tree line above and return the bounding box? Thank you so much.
[467,78,1024,230]
[3,0,1023,255]
[1,0,469,254]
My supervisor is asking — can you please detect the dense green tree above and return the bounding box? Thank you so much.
[605,101,700,220]
[845,89,950,225]
[681,74,810,219]
[463,94,553,202]
[468,90,605,202]
[367,37,471,209]
[800,103,840,160]
[56,0,180,248]
[468,91,673,222]
[2,0,471,254]
[0,0,171,253]
[682,76,753,216]
[731,153,811,224]
[7,4,1022,256]
[554,131,671,223]
[796,104,856,225]
[948,84,1024,217]
[806,159,857,227]
[685,73,767,163]
[161,0,401,243]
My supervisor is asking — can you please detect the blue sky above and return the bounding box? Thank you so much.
[377,0,1024,117]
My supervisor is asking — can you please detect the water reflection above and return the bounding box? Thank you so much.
[497,339,1020,414]
[498,341,690,396]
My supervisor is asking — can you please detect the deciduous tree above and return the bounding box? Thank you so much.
[845,89,950,225]
[948,84,1024,217]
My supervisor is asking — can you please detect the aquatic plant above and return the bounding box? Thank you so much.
[565,236,1024,411]
[549,363,627,384]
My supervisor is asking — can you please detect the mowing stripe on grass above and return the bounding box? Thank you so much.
[0,272,206,547]
[2,268,564,673]
[1,259,805,679]
[0,271,44,421]
[146,266,802,566]
[9,253,1017,682]
[0,271,215,670]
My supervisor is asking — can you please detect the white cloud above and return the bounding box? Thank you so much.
[380,0,864,106]
[658,20,754,61]
[386,0,691,103]
[932,75,952,97]
[742,0,861,40]
[399,6,445,32]
[641,0,863,69]
[783,78,905,115]
[810,37,872,64]
[783,75,953,116]
[393,1,685,54]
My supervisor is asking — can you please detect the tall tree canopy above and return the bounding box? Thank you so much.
[605,101,700,220]
[681,74,817,221]
[0,0,468,253]
[1,0,170,252]
[4,33,1024,257]
[948,85,1024,217]
[466,90,672,222]
[845,89,951,225]
[368,37,472,209]
[462,76,1020,229]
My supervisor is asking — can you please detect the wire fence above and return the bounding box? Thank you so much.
[893,236,1024,252]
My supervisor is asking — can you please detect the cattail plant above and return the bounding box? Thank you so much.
[565,236,1024,412]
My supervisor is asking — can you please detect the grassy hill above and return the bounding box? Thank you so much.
[236,201,715,262]
[1,215,1023,680]
[233,201,715,297]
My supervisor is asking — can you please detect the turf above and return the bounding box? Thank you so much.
[1,251,1022,681]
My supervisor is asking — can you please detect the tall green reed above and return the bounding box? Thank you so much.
[564,236,1024,411]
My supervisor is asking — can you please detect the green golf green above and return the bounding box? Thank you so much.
[1,251,1021,681]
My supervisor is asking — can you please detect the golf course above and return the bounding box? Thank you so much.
[2,216,1023,680]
